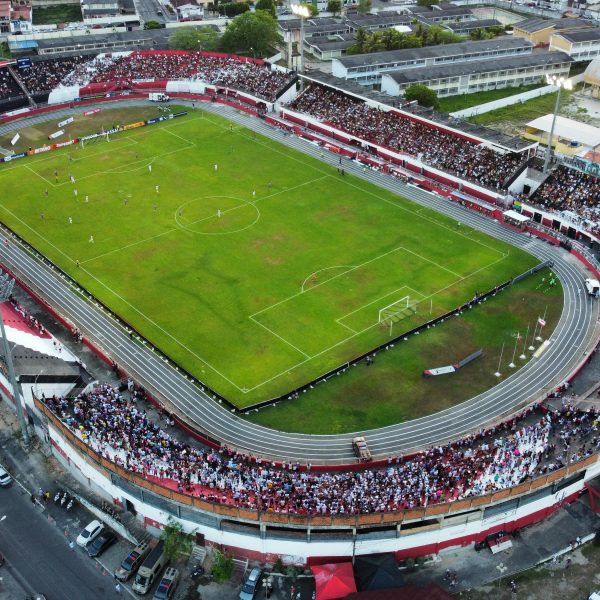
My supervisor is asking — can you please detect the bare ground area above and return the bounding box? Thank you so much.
[459,541,600,600]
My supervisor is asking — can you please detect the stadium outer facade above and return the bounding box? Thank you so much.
[1,60,600,564]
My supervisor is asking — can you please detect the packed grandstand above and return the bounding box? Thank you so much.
[40,386,599,515]
[0,52,294,102]
[1,52,598,228]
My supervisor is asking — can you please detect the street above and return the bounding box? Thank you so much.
[0,483,118,600]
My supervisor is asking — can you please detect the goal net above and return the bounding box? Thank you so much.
[378,296,417,325]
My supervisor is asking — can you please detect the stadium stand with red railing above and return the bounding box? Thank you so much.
[286,84,525,192]
[11,52,295,103]
[40,384,599,516]
[527,165,600,229]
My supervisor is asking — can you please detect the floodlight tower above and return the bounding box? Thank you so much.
[291,3,311,90]
[0,272,30,447]
[543,74,573,174]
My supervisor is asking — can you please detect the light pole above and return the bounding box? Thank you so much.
[250,46,256,59]
[543,74,573,173]
[261,575,273,599]
[0,273,30,447]
[32,368,45,399]
[291,4,310,89]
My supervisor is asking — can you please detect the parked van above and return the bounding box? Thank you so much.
[153,567,179,600]
[115,539,153,582]
[132,540,167,595]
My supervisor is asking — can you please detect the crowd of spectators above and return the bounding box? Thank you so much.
[17,52,293,102]
[17,56,90,95]
[287,84,525,191]
[528,165,600,228]
[41,385,600,515]
[0,67,24,101]
[8,294,47,336]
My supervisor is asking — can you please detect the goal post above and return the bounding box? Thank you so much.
[378,296,418,334]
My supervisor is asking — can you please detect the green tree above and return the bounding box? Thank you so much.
[211,549,234,583]
[401,34,423,49]
[160,517,195,562]
[355,26,367,52]
[363,31,385,53]
[303,2,319,16]
[381,28,397,50]
[417,0,436,6]
[469,28,493,40]
[404,84,439,109]
[218,2,250,16]
[144,20,161,29]
[357,0,371,14]
[255,0,276,17]
[169,26,220,51]
[327,0,341,15]
[220,10,282,56]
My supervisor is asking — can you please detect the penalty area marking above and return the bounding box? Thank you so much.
[300,266,356,293]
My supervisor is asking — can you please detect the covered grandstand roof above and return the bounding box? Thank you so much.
[527,114,600,147]
[584,56,600,86]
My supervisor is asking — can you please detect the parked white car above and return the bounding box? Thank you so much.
[76,520,104,547]
[0,464,11,486]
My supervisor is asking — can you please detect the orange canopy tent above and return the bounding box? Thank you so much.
[311,562,357,600]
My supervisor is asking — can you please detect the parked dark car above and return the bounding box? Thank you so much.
[87,530,117,557]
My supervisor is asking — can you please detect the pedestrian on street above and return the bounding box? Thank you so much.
[115,582,121,594]
[69,540,75,551]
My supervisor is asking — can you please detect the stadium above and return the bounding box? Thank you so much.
[0,50,599,568]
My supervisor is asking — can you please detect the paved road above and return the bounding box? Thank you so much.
[0,484,117,600]
[0,99,597,463]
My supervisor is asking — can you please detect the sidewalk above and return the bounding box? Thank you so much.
[400,496,600,595]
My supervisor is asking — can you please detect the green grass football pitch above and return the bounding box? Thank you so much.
[0,107,540,407]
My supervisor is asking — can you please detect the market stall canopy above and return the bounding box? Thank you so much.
[311,562,357,600]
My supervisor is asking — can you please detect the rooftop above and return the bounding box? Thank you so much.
[346,13,412,28]
[409,5,473,16]
[448,19,502,32]
[515,17,593,33]
[336,37,532,69]
[306,38,356,52]
[553,28,600,43]
[36,28,169,52]
[383,51,572,85]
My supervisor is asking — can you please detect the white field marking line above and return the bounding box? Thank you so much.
[402,246,461,278]
[81,228,177,265]
[0,115,197,177]
[244,252,511,393]
[24,164,54,187]
[251,246,428,320]
[53,143,195,186]
[204,110,508,259]
[300,265,355,293]
[180,175,330,228]
[162,126,197,146]
[0,204,247,393]
[249,316,311,359]
[1,137,140,179]
[336,319,358,334]
[335,285,425,324]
